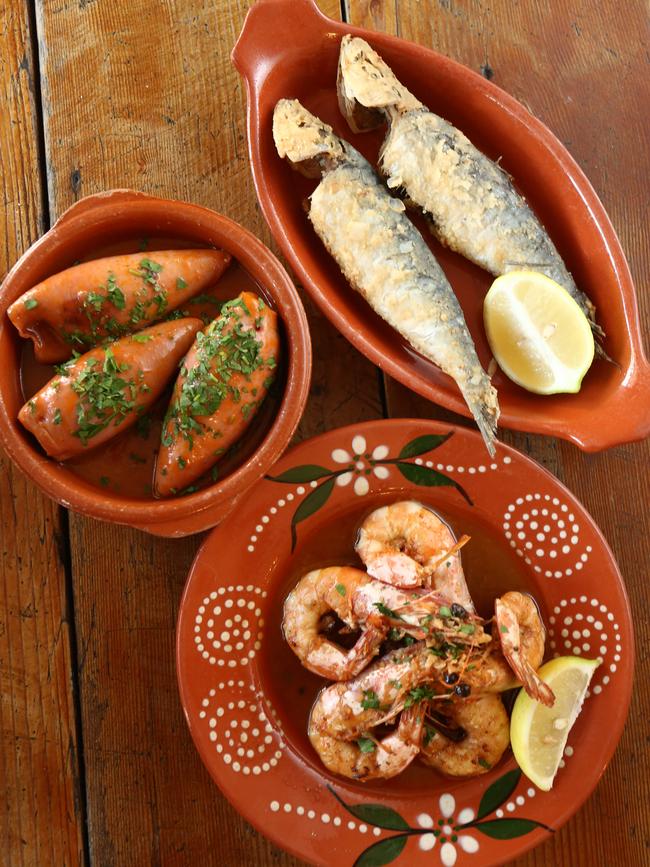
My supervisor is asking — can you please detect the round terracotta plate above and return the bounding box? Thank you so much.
[232,0,650,451]
[177,419,633,867]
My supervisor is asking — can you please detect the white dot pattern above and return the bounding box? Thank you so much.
[194,585,266,667]
[268,801,383,837]
[548,596,620,694]
[503,494,592,577]
[201,681,284,775]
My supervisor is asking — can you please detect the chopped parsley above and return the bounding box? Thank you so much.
[357,737,375,754]
[478,757,492,770]
[106,273,126,309]
[53,408,62,425]
[334,583,346,597]
[132,333,153,343]
[24,298,38,310]
[424,724,437,746]
[70,347,139,446]
[404,685,436,708]
[374,601,403,621]
[500,625,509,633]
[162,300,265,447]
[176,276,188,290]
[361,689,381,710]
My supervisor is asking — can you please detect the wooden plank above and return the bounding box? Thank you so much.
[34,0,380,864]
[0,2,85,865]
[348,2,650,866]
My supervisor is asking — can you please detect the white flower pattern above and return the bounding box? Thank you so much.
[331,435,390,496]
[416,795,479,866]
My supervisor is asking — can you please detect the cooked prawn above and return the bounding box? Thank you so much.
[309,692,424,780]
[420,693,510,777]
[355,501,474,609]
[282,566,486,680]
[437,592,555,706]
[495,591,555,707]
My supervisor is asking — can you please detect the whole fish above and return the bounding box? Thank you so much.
[273,99,499,453]
[337,35,601,337]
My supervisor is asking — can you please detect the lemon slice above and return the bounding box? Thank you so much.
[483,271,595,394]
[510,656,600,791]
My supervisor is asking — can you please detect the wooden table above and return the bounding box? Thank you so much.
[1,1,648,864]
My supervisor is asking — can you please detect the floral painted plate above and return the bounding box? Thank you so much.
[176,419,633,867]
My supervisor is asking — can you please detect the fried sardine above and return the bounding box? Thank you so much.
[337,35,601,337]
[273,99,499,453]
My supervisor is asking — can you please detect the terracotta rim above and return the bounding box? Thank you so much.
[0,190,312,528]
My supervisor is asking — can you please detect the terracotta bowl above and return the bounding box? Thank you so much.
[0,190,312,536]
[233,0,650,451]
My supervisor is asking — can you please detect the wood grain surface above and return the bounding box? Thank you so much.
[0,3,86,866]
[0,0,648,865]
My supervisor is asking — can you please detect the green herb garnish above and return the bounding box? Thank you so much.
[334,583,346,597]
[24,298,38,310]
[404,685,436,708]
[357,737,375,754]
[176,276,187,290]
[53,408,62,425]
[71,348,139,446]
[374,601,403,621]
[361,690,381,710]
[163,302,264,446]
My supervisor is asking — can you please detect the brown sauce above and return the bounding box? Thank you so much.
[18,238,285,500]
[259,493,539,795]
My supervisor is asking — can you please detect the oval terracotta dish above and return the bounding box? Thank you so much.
[0,190,311,536]
[232,0,650,451]
[177,418,633,867]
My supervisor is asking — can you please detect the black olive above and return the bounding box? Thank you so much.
[450,603,468,619]
[454,683,471,698]
[443,672,459,685]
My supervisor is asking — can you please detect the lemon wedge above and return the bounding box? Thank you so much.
[510,655,600,791]
[483,271,595,394]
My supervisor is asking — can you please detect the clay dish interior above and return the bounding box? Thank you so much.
[233,0,650,451]
[0,190,311,536]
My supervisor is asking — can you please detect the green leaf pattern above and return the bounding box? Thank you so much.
[268,431,471,550]
[330,767,551,867]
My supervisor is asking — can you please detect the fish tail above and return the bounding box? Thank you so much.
[459,380,500,457]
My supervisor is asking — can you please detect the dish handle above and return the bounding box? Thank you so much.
[231,0,335,83]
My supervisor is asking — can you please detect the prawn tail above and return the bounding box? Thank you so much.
[517,662,556,708]
[340,619,387,680]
